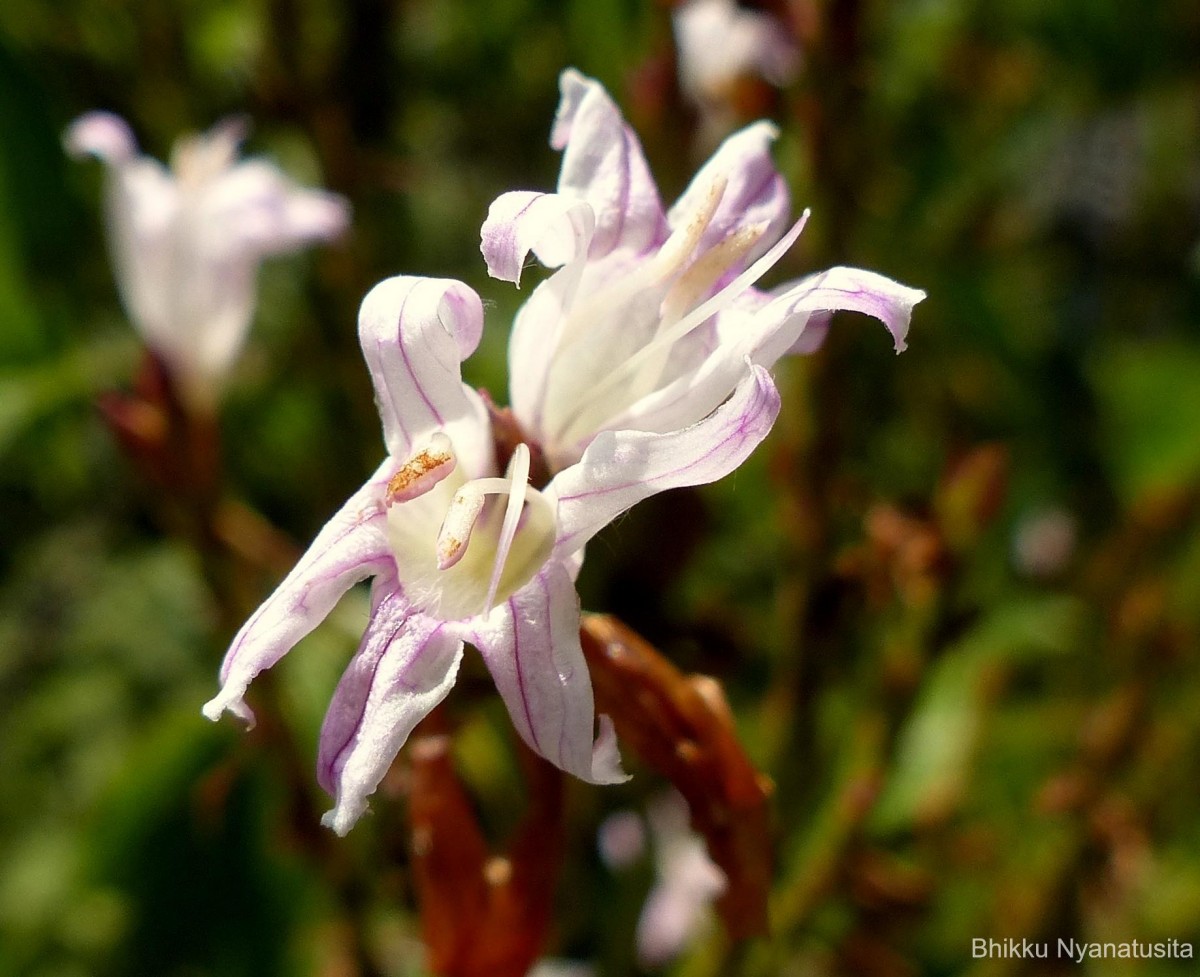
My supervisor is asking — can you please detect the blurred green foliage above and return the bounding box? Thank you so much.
[2,0,1200,975]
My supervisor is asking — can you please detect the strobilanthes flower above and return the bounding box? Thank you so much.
[481,69,925,472]
[203,275,779,833]
[65,112,349,409]
[205,69,924,836]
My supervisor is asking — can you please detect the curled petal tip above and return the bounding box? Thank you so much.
[893,286,927,353]
[320,806,359,837]
[287,191,352,243]
[593,714,631,784]
[202,691,256,727]
[64,111,137,164]
[741,119,780,144]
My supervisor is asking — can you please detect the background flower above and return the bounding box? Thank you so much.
[673,0,800,140]
[66,111,348,409]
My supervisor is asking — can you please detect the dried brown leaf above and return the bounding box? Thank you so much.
[580,614,773,938]
[407,734,565,977]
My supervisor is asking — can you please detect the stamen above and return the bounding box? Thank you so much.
[626,210,811,382]
[385,433,456,505]
[485,443,531,611]
[435,488,485,570]
[617,222,770,415]
[645,173,729,281]
[433,474,519,570]
[659,222,770,328]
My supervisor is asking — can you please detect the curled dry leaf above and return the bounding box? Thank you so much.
[580,614,774,938]
[407,733,565,977]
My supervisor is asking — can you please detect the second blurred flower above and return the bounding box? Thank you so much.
[66,112,349,410]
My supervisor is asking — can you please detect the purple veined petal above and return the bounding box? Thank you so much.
[202,461,395,726]
[666,121,791,267]
[767,265,928,357]
[481,190,597,285]
[603,264,922,439]
[64,111,139,164]
[358,275,489,464]
[468,562,627,785]
[784,311,831,355]
[546,365,781,557]
[317,596,464,835]
[551,69,668,258]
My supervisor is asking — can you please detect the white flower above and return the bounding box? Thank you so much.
[66,111,349,408]
[674,0,800,109]
[203,275,779,834]
[600,793,726,968]
[482,70,924,472]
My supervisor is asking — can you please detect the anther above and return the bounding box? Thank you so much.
[385,433,456,505]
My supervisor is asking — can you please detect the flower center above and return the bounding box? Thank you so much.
[383,435,556,620]
[542,175,810,454]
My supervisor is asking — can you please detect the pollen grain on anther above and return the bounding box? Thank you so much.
[386,447,455,505]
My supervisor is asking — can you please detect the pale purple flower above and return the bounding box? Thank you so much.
[637,793,726,967]
[66,111,349,408]
[600,793,726,968]
[673,0,801,108]
[481,69,925,471]
[203,274,780,833]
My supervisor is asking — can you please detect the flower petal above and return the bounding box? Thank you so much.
[590,339,753,443]
[469,562,626,785]
[64,111,139,164]
[546,365,780,556]
[505,254,599,436]
[203,462,394,725]
[358,275,491,468]
[317,593,464,835]
[637,838,726,967]
[200,159,349,258]
[551,68,667,258]
[480,190,597,285]
[164,162,347,390]
[666,121,791,267]
[765,265,928,356]
[66,115,182,363]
